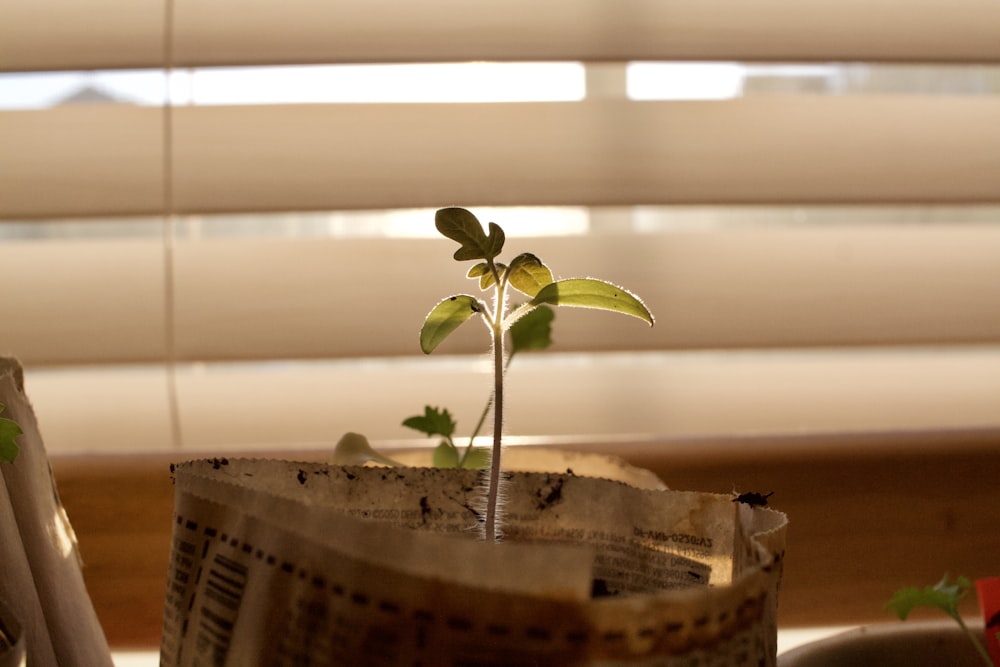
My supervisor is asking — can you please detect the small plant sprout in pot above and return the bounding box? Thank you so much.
[887,574,996,666]
[336,207,654,543]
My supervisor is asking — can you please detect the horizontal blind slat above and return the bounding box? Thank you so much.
[23,348,1000,453]
[172,227,1000,358]
[0,0,163,72]
[5,0,1000,71]
[173,98,1000,211]
[0,107,164,219]
[4,97,1000,219]
[4,227,997,366]
[0,240,167,364]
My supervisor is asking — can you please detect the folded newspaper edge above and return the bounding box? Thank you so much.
[163,454,787,666]
[0,359,114,666]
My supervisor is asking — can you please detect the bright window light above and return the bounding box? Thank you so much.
[169,63,586,105]
[0,70,166,109]
[627,62,745,100]
[0,63,585,110]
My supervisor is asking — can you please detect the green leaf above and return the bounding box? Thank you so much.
[0,404,20,463]
[509,304,555,354]
[887,574,972,621]
[467,263,489,278]
[460,447,491,470]
[419,295,483,354]
[528,278,654,326]
[435,208,505,261]
[507,253,553,297]
[331,432,402,467]
[402,406,457,439]
[432,441,460,468]
[480,263,506,290]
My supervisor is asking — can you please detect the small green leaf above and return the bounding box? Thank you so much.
[460,447,491,469]
[0,404,20,463]
[432,441,460,468]
[479,263,506,290]
[484,222,505,258]
[507,253,553,297]
[435,208,505,261]
[402,406,457,439]
[528,278,654,326]
[510,304,555,354]
[467,263,489,278]
[887,574,972,621]
[420,295,483,354]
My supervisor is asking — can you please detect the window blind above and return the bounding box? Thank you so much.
[1,0,998,454]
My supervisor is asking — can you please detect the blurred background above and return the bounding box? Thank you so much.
[1,0,998,653]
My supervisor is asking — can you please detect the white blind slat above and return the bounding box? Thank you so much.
[0,240,166,365]
[164,227,1000,358]
[3,227,997,366]
[23,348,1000,453]
[5,0,1000,72]
[174,98,1000,212]
[4,97,1000,219]
[0,106,163,219]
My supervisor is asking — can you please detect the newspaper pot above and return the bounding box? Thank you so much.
[163,449,788,666]
[0,599,25,667]
[778,620,988,667]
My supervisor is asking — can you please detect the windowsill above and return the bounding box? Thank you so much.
[110,627,859,664]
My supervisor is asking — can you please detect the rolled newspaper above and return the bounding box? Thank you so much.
[163,450,786,665]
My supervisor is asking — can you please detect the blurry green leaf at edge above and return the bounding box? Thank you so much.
[461,447,491,469]
[420,295,482,354]
[510,304,555,354]
[402,406,457,439]
[331,432,402,467]
[887,574,971,621]
[529,278,654,326]
[432,442,459,468]
[0,403,20,463]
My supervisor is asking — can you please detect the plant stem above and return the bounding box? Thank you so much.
[460,352,515,467]
[483,260,506,542]
[954,615,994,667]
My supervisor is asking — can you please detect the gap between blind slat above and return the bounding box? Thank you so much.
[5,0,1000,71]
[2,228,998,366]
[3,97,1000,220]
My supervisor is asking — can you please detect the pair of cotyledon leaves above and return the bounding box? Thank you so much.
[420,207,654,355]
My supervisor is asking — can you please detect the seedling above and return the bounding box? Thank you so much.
[418,207,653,542]
[402,303,555,470]
[887,574,993,666]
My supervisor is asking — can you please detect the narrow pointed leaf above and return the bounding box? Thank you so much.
[510,304,555,353]
[467,263,489,278]
[420,295,483,353]
[332,432,402,467]
[528,278,654,325]
[435,207,503,261]
[507,253,553,297]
